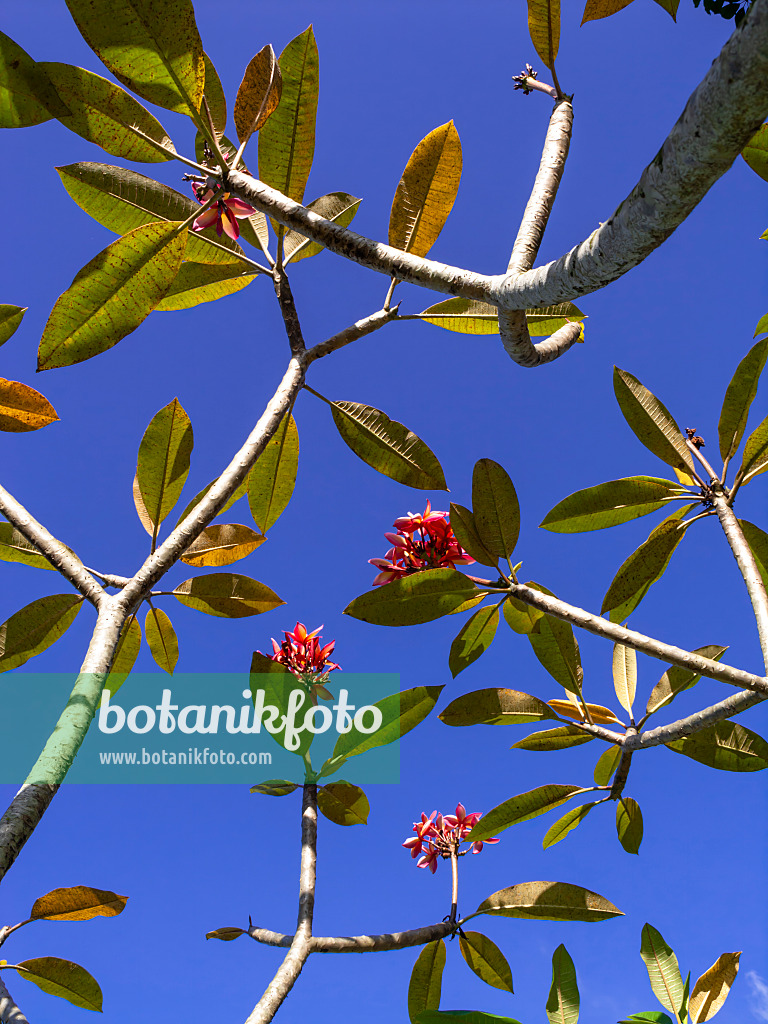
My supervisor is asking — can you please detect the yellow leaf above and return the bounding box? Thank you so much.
[0,378,59,432]
[133,473,154,536]
[234,44,282,145]
[689,952,741,1023]
[548,699,622,725]
[181,523,265,567]
[528,0,560,70]
[389,121,462,259]
[581,0,636,23]
[30,886,128,922]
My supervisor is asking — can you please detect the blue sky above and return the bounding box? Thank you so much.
[0,1,766,1021]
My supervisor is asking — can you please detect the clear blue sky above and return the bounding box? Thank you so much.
[1,2,766,1021]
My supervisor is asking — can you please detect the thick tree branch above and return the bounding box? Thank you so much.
[245,785,317,1024]
[225,2,768,325]
[627,687,766,749]
[0,484,106,608]
[0,977,29,1024]
[247,920,456,953]
[712,491,768,674]
[508,582,768,695]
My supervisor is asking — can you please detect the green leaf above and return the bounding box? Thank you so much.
[144,606,178,674]
[0,594,83,672]
[0,305,27,347]
[440,687,558,727]
[0,30,69,127]
[448,504,498,566]
[416,1014,524,1024]
[180,523,265,568]
[154,262,256,311]
[467,785,586,843]
[546,944,579,1024]
[389,122,462,259]
[528,0,560,70]
[527,584,583,695]
[65,0,204,116]
[330,401,447,490]
[38,221,187,370]
[174,574,284,618]
[754,311,768,338]
[613,368,694,474]
[0,524,64,570]
[40,62,174,162]
[105,614,141,695]
[344,568,477,626]
[235,44,282,146]
[740,519,768,592]
[0,378,59,433]
[616,797,643,854]
[317,782,369,825]
[459,932,514,993]
[328,686,443,768]
[202,51,226,135]
[540,476,687,533]
[472,459,520,559]
[247,413,299,533]
[601,506,692,623]
[474,881,623,923]
[284,192,362,263]
[30,886,128,922]
[718,337,768,461]
[419,297,585,336]
[542,803,596,849]
[743,123,768,182]
[136,398,193,541]
[737,413,768,484]
[688,952,741,1023]
[644,645,728,717]
[617,1014,674,1024]
[258,26,318,225]
[640,925,685,1019]
[512,726,594,751]
[449,604,499,677]
[593,745,621,785]
[408,940,446,1024]
[651,0,680,17]
[502,594,544,634]
[250,779,299,796]
[56,163,245,264]
[612,643,636,715]
[16,956,102,1011]
[175,475,249,529]
[666,720,768,771]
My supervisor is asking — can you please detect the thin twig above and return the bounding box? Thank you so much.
[304,307,399,364]
[247,921,458,953]
[273,268,306,357]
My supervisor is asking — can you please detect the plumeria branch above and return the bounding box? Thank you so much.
[223,2,768,341]
[304,307,399,364]
[0,975,29,1024]
[0,485,106,608]
[244,784,317,1024]
[246,920,459,953]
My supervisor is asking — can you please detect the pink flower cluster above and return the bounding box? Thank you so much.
[261,623,340,683]
[402,804,499,874]
[369,501,475,586]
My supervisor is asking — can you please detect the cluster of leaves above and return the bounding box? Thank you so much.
[0,885,128,1013]
[406,924,739,1024]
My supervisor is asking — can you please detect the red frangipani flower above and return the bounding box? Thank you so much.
[258,622,340,702]
[191,181,256,240]
[402,803,499,873]
[369,501,475,586]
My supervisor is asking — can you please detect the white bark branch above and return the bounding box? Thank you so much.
[247,921,456,953]
[0,977,29,1024]
[245,785,317,1024]
[224,1,768,333]
[0,484,105,607]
